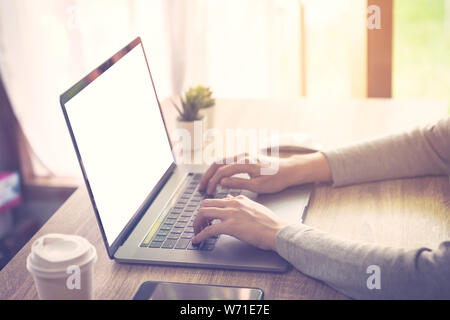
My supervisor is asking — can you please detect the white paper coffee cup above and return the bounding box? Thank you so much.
[26,234,97,300]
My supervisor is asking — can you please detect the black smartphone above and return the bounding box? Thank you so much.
[133,281,264,300]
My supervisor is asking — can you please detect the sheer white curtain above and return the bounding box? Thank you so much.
[0,0,171,178]
[0,0,365,179]
[163,0,303,98]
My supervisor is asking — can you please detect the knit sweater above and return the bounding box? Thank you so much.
[276,117,450,299]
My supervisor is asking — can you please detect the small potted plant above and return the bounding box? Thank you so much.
[196,86,215,129]
[171,85,215,150]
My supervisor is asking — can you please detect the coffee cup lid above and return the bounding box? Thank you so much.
[27,234,96,276]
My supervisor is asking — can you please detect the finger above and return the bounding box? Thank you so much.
[201,198,235,208]
[192,222,227,244]
[198,207,230,218]
[199,153,248,191]
[220,177,254,191]
[199,162,223,191]
[220,152,250,165]
[193,207,229,233]
[206,164,254,195]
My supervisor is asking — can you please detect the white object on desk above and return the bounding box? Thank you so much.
[260,132,322,154]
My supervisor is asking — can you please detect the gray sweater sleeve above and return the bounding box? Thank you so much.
[324,117,450,187]
[276,117,450,299]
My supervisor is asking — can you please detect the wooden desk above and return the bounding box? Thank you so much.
[1,98,448,300]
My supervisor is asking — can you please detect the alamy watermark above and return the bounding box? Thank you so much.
[366,265,381,290]
[367,5,382,30]
[66,265,81,290]
[66,5,81,30]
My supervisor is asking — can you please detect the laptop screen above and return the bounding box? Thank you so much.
[63,40,174,247]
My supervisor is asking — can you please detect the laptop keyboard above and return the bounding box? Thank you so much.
[140,173,242,251]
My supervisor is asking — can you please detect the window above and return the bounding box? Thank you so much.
[393,0,450,113]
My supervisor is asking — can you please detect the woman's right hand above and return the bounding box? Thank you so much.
[198,152,332,195]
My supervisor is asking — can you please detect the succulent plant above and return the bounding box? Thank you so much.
[172,85,215,121]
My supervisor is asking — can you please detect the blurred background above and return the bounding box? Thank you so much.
[0,0,449,269]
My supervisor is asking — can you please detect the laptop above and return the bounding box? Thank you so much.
[60,37,311,272]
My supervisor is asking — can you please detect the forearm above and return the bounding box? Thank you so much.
[283,118,450,188]
[322,118,450,187]
[283,152,332,187]
[276,224,450,299]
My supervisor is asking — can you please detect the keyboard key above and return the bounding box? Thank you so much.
[175,222,187,228]
[161,223,174,230]
[164,218,177,225]
[192,173,202,180]
[167,232,180,240]
[177,217,190,223]
[153,235,167,242]
[185,227,194,233]
[159,225,172,231]
[167,213,180,220]
[156,230,169,236]
[162,239,177,249]
[215,193,227,199]
[171,208,183,213]
[172,227,184,234]
[181,232,194,239]
[187,242,199,250]
[175,238,190,249]
[149,241,163,248]
[181,211,194,218]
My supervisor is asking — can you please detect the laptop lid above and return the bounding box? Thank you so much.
[60,37,176,258]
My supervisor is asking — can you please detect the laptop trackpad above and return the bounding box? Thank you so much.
[255,184,312,224]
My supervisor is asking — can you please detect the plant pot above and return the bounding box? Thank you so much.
[175,115,206,151]
[200,106,215,130]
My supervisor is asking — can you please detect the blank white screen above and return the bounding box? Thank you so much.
[65,44,174,246]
